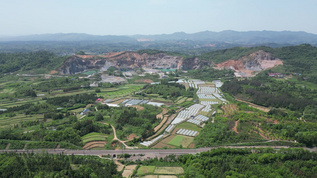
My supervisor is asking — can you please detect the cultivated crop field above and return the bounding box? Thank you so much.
[81,132,107,144]
[175,122,202,132]
[136,166,184,177]
[101,84,144,97]
[154,167,184,175]
[136,166,156,176]
[0,114,43,128]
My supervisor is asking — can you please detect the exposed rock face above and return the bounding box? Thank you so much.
[214,50,283,77]
[60,51,210,74]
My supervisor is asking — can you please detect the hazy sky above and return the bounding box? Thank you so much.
[0,0,316,36]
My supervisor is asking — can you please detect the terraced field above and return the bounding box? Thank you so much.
[82,132,107,144]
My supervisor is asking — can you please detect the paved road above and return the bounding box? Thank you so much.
[1,146,316,157]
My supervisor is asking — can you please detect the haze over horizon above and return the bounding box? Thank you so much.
[0,0,316,36]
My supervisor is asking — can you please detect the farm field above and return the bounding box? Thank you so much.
[136,166,184,177]
[175,122,202,132]
[154,167,184,175]
[81,132,107,144]
[101,84,144,97]
[152,135,177,149]
[136,166,156,176]
[168,135,194,148]
[0,114,43,129]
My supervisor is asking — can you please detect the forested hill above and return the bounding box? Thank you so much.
[0,51,66,75]
[0,44,317,80]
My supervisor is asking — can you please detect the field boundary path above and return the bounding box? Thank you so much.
[235,97,270,112]
[104,123,138,149]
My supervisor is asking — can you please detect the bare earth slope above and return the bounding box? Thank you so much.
[60,51,210,74]
[214,50,283,77]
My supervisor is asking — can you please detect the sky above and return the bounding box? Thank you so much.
[0,0,316,36]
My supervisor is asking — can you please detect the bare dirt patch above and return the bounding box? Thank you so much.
[154,116,167,133]
[131,105,144,111]
[135,79,154,83]
[156,108,168,119]
[122,164,137,178]
[111,98,126,104]
[127,133,138,140]
[154,167,184,175]
[233,120,239,134]
[83,141,107,150]
[158,176,178,178]
[221,104,238,116]
[50,70,58,74]
[188,143,195,148]
[266,118,279,124]
[152,135,177,149]
[114,160,124,172]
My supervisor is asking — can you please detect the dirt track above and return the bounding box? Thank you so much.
[233,120,239,134]
[235,98,270,112]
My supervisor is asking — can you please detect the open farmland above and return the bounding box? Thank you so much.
[81,132,107,144]
[0,114,43,129]
[136,166,156,176]
[154,167,184,175]
[136,166,184,177]
[168,135,194,148]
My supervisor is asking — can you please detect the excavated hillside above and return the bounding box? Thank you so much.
[214,50,283,77]
[60,51,210,74]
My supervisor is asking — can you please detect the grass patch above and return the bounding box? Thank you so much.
[136,166,156,176]
[176,97,187,104]
[82,132,107,144]
[168,135,193,148]
[154,167,184,175]
[186,98,193,102]
[176,122,202,132]
[168,135,184,147]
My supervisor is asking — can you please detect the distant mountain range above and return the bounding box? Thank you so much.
[1,31,317,45]
[133,30,317,44]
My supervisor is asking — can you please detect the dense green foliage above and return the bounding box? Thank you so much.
[0,153,121,177]
[32,77,91,92]
[100,105,162,139]
[195,115,266,147]
[132,148,317,178]
[179,148,317,177]
[140,82,194,100]
[0,51,65,74]
[186,66,234,81]
[221,75,317,116]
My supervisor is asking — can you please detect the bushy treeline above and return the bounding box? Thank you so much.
[179,148,317,177]
[45,93,98,107]
[0,153,121,177]
[187,66,234,81]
